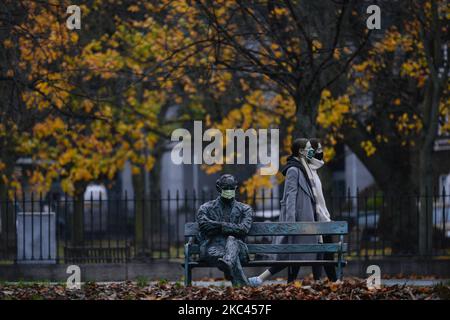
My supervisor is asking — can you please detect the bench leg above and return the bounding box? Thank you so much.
[287,266,292,283]
[337,251,343,280]
[184,265,192,287]
[337,235,344,281]
[184,243,192,287]
[336,260,343,281]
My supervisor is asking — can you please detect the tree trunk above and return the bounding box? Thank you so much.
[148,150,162,196]
[132,166,146,256]
[72,182,86,246]
[0,157,16,257]
[418,146,434,255]
[417,79,442,256]
[293,91,320,138]
[415,0,447,256]
[343,124,420,254]
[378,178,418,255]
[145,142,166,253]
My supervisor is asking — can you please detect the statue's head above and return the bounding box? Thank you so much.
[216,174,238,200]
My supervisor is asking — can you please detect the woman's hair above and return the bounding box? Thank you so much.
[309,138,321,150]
[291,138,309,156]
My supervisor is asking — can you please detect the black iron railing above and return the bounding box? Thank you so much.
[0,189,449,263]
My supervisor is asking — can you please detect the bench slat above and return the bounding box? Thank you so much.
[187,243,347,254]
[247,243,347,253]
[185,260,347,268]
[184,221,348,236]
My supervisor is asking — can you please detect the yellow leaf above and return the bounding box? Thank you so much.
[330,282,339,292]
[132,166,140,175]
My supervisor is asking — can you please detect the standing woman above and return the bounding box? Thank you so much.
[249,138,319,286]
[308,138,337,282]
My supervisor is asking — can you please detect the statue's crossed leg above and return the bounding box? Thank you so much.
[206,236,249,287]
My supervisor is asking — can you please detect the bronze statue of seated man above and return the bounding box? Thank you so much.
[196,174,253,287]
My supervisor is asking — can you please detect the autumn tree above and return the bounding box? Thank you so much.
[318,1,449,254]
[1,0,447,257]
[190,0,448,254]
[0,0,215,252]
[194,0,371,137]
[179,0,373,197]
[0,0,80,243]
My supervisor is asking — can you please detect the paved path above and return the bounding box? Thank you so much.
[190,279,449,287]
[2,279,447,287]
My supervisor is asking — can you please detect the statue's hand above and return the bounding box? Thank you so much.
[200,219,223,234]
[209,220,223,227]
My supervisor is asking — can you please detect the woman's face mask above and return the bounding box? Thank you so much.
[306,148,315,160]
[314,143,323,161]
[315,152,324,161]
[300,141,315,160]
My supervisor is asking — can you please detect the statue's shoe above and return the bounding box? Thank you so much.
[248,276,263,287]
[217,258,233,279]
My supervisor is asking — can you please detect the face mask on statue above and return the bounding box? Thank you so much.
[216,174,239,200]
[221,189,236,199]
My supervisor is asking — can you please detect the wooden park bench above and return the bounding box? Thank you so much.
[183,221,348,286]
